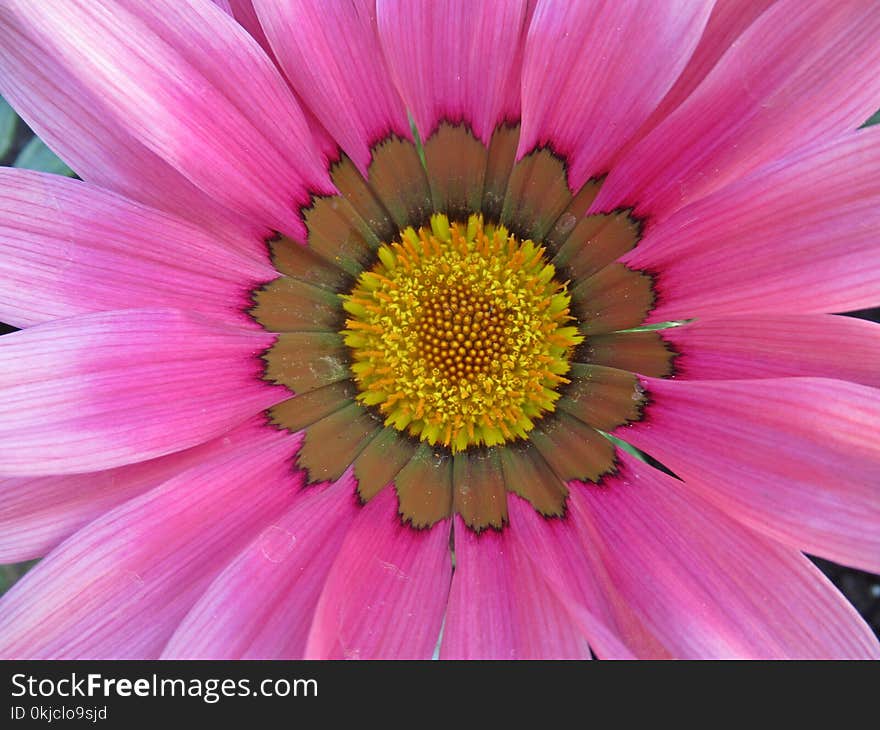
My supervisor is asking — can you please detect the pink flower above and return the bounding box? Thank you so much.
[0,0,878,659]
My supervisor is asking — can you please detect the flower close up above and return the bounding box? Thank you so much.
[0,0,878,659]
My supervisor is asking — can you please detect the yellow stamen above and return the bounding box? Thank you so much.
[340,213,583,452]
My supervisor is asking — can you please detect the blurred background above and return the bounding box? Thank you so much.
[1,95,878,638]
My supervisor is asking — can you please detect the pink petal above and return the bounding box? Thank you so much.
[377,0,529,144]
[664,315,880,387]
[0,423,303,659]
[506,496,667,659]
[625,127,880,319]
[212,0,275,57]
[163,471,358,659]
[199,0,348,171]
[518,0,714,189]
[592,0,880,220]
[298,103,347,169]
[0,169,274,328]
[305,487,452,659]
[0,0,333,240]
[0,309,288,476]
[0,417,277,564]
[632,0,777,144]
[440,514,594,659]
[255,0,410,174]
[0,22,255,240]
[211,0,342,166]
[574,452,879,659]
[618,377,880,573]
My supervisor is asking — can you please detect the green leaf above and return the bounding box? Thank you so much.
[601,432,649,463]
[618,319,693,333]
[0,97,18,159]
[0,560,38,597]
[409,112,427,170]
[14,135,75,176]
[861,108,880,128]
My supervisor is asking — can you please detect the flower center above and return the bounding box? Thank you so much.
[341,213,582,452]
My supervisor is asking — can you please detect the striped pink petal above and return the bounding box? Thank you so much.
[305,487,452,659]
[632,0,776,143]
[440,514,595,659]
[377,0,529,144]
[210,1,343,165]
[0,417,287,564]
[213,0,275,57]
[664,315,880,387]
[0,423,302,659]
[0,169,274,328]
[593,0,880,220]
[0,19,254,238]
[507,496,668,659]
[163,471,358,659]
[518,0,714,189]
[618,377,880,573]
[0,309,287,476]
[0,0,333,240]
[255,0,410,174]
[626,127,880,319]
[573,452,879,658]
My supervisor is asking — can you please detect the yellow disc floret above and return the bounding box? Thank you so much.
[340,213,583,452]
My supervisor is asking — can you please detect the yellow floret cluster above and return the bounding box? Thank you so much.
[341,213,582,452]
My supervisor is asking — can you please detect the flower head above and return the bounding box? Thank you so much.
[0,0,878,659]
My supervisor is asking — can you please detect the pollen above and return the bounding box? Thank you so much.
[340,213,583,452]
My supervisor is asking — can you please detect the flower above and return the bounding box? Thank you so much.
[0,0,878,659]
